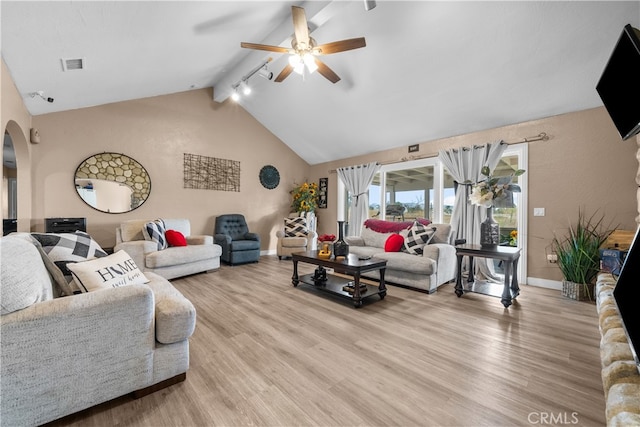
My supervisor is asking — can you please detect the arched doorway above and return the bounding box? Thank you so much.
[3,131,17,235]
[3,120,31,233]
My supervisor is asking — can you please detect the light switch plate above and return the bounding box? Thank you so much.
[534,208,545,217]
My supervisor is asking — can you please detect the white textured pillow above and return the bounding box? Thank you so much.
[1,237,53,315]
[67,250,149,292]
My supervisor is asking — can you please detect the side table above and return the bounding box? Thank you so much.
[454,244,521,308]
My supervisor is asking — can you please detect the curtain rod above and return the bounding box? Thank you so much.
[328,132,548,173]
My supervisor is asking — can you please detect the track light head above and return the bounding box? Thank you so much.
[364,0,377,11]
[240,80,251,95]
[29,90,54,103]
[258,68,273,81]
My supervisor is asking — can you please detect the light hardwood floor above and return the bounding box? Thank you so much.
[49,256,606,426]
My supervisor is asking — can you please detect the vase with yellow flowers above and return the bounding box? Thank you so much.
[291,181,319,213]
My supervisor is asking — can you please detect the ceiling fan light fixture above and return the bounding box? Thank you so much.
[303,53,318,74]
[289,55,305,75]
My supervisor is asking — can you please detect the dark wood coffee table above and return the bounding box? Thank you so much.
[291,251,387,308]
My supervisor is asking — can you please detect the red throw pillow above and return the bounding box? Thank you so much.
[384,233,404,252]
[165,229,187,247]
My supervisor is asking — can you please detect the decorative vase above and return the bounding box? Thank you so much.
[480,207,500,247]
[333,221,349,258]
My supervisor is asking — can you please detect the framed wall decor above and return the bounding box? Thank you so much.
[318,177,328,208]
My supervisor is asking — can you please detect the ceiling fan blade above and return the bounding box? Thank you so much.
[274,64,294,83]
[314,58,340,84]
[315,37,367,55]
[291,6,310,49]
[240,42,289,53]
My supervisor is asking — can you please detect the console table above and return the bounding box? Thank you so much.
[291,251,387,308]
[454,244,521,308]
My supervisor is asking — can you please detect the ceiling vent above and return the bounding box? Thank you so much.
[61,57,85,71]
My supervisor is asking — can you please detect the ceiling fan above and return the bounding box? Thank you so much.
[240,5,366,83]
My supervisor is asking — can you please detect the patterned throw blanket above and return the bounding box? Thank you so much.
[363,218,431,233]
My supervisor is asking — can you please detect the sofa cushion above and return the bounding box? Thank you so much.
[372,251,437,275]
[120,219,149,242]
[145,275,196,344]
[430,224,453,244]
[1,237,54,315]
[281,236,308,248]
[67,250,150,292]
[403,221,436,255]
[384,234,404,252]
[361,227,394,248]
[284,217,308,237]
[142,220,168,251]
[166,230,187,247]
[145,244,221,269]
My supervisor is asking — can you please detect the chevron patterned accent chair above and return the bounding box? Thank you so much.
[214,214,260,265]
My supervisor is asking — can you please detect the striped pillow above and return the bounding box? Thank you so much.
[142,219,167,251]
[284,217,308,237]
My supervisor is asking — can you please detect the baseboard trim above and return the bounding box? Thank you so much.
[526,277,562,290]
[132,372,186,399]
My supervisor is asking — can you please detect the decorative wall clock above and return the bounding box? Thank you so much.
[259,165,280,189]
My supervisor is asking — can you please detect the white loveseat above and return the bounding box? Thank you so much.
[345,220,457,293]
[115,218,221,280]
[0,235,196,426]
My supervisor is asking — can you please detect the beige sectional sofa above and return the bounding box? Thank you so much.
[115,218,221,280]
[595,273,640,425]
[345,220,457,293]
[0,234,196,426]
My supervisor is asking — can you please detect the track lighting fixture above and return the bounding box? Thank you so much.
[28,90,54,103]
[258,68,273,81]
[240,80,251,95]
[229,58,272,102]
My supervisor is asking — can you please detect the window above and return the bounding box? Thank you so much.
[338,143,528,282]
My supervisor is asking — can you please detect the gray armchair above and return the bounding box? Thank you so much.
[214,214,260,265]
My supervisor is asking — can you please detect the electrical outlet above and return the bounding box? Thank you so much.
[547,254,558,263]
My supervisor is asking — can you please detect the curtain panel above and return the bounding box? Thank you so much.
[438,141,507,282]
[337,162,380,237]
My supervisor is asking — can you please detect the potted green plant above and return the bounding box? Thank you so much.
[552,209,615,301]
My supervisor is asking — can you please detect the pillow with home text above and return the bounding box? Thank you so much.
[67,250,149,292]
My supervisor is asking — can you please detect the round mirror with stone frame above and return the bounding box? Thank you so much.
[74,153,151,213]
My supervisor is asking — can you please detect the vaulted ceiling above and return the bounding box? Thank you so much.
[2,1,638,165]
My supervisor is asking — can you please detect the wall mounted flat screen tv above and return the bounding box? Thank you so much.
[613,226,640,374]
[596,24,640,140]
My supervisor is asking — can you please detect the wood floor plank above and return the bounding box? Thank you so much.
[47,255,606,426]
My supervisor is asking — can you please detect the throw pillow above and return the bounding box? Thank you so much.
[142,219,167,251]
[403,221,437,255]
[67,250,150,292]
[165,229,187,247]
[384,233,405,252]
[30,231,108,295]
[284,217,308,237]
